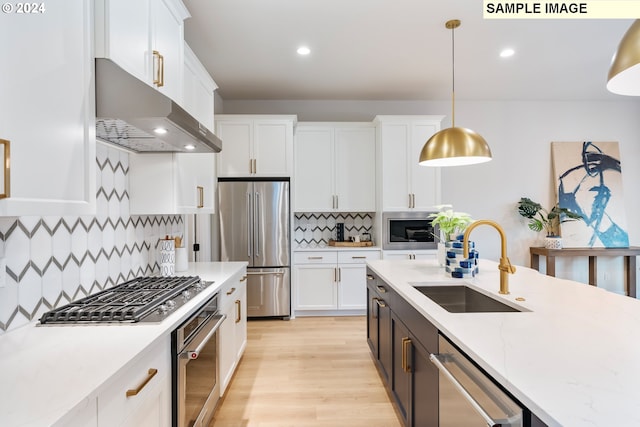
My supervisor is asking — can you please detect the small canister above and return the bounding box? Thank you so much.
[158,238,175,277]
[336,223,345,242]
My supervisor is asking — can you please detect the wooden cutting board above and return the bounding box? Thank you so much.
[328,240,374,247]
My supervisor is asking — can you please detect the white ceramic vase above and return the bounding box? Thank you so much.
[544,236,563,249]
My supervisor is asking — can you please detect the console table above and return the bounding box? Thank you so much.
[529,247,640,298]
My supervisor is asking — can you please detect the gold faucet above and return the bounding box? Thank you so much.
[463,219,516,295]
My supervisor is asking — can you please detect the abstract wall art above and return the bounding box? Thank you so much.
[551,141,629,248]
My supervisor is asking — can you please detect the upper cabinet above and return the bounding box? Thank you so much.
[183,42,217,131]
[294,123,376,212]
[129,152,216,215]
[374,116,444,211]
[215,115,297,177]
[0,0,95,216]
[95,0,190,103]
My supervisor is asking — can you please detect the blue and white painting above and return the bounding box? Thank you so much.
[552,141,629,248]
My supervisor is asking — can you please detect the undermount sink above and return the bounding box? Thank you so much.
[411,284,523,313]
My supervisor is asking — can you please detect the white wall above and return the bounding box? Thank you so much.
[221,98,640,294]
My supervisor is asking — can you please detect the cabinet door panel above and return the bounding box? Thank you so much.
[412,341,438,427]
[334,127,376,211]
[338,265,367,309]
[175,153,215,213]
[254,121,291,176]
[99,0,151,83]
[391,315,411,426]
[0,0,95,216]
[410,122,440,210]
[152,0,183,102]
[294,128,334,211]
[380,124,411,210]
[295,265,336,310]
[217,121,252,176]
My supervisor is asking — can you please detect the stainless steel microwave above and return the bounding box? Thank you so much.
[382,211,437,250]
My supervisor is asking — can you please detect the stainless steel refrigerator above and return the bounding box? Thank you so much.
[218,179,290,318]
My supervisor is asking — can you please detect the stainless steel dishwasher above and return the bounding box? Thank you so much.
[430,335,523,427]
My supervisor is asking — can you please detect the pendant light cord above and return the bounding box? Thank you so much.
[451,23,456,128]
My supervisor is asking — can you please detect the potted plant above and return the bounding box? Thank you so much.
[516,197,583,248]
[428,206,474,242]
[428,206,474,267]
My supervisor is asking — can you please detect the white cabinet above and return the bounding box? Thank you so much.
[95,0,189,103]
[216,115,296,177]
[129,152,216,215]
[294,123,376,212]
[97,336,171,427]
[219,269,248,395]
[54,398,97,427]
[0,0,95,216]
[374,116,444,211]
[294,250,380,313]
[183,42,217,131]
[382,250,437,261]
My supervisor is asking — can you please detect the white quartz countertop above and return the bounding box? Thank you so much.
[367,258,640,427]
[0,262,247,427]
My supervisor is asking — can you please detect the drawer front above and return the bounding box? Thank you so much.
[219,269,247,310]
[97,336,171,426]
[293,251,338,264]
[338,250,381,264]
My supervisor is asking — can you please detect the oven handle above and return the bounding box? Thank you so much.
[429,353,498,427]
[180,314,226,360]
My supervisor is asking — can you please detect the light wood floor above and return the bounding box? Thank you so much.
[210,316,402,427]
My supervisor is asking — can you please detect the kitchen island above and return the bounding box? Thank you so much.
[0,262,247,427]
[367,258,640,427]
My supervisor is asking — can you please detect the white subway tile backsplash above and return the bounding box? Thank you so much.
[0,143,183,334]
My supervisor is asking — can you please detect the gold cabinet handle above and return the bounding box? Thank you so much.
[240,275,247,282]
[235,299,241,323]
[197,186,204,208]
[367,274,374,280]
[226,287,236,295]
[307,256,323,260]
[375,299,387,308]
[401,338,412,373]
[352,256,366,259]
[126,368,158,397]
[252,158,257,174]
[0,139,9,199]
[376,285,387,294]
[152,50,164,87]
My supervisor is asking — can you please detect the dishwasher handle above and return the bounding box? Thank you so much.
[429,353,499,427]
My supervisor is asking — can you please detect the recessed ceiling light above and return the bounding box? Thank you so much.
[154,127,168,134]
[297,46,311,56]
[500,48,515,58]
[184,144,196,150]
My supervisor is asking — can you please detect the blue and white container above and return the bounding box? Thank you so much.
[445,235,479,279]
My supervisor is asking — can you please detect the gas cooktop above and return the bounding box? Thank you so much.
[39,276,214,325]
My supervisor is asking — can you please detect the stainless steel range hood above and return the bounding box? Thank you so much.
[95,58,222,153]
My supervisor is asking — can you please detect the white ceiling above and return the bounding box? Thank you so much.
[182,0,634,102]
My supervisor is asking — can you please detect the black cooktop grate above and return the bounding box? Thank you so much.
[39,276,201,324]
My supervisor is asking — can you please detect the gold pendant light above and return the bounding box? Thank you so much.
[419,19,492,167]
[607,19,640,95]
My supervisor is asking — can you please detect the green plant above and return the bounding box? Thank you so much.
[428,206,473,241]
[517,197,583,237]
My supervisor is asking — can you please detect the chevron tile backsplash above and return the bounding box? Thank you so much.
[0,143,183,334]
[294,212,374,248]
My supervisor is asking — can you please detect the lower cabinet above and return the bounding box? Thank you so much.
[367,267,438,427]
[294,250,381,314]
[97,336,171,427]
[219,270,248,395]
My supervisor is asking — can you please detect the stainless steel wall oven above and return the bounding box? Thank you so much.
[172,293,225,427]
[382,211,437,250]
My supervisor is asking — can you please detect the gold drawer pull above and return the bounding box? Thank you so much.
[401,338,412,373]
[197,186,204,208]
[126,368,158,397]
[227,287,236,295]
[308,256,323,260]
[376,285,387,294]
[351,256,366,259]
[240,275,248,282]
[366,274,375,280]
[235,299,241,323]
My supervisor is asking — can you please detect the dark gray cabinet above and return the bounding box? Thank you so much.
[367,268,438,427]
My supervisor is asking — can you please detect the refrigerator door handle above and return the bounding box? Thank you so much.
[254,192,261,257]
[247,191,253,258]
